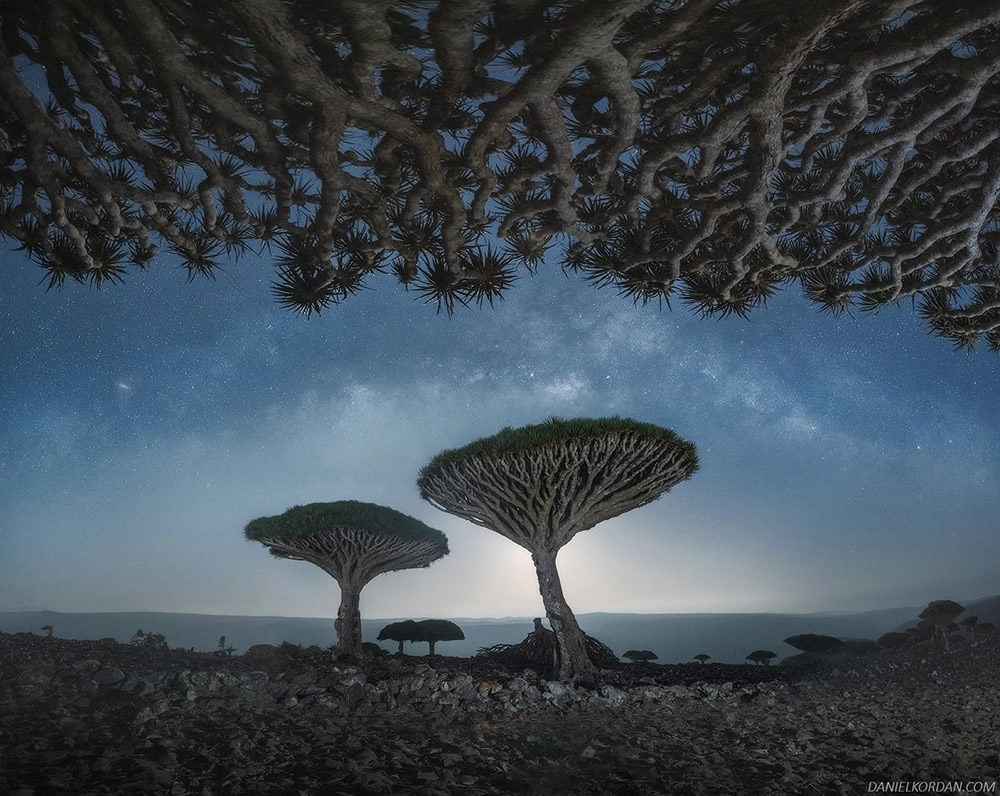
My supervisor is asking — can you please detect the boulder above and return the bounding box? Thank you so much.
[243,644,280,667]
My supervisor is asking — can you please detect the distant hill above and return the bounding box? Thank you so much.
[2,601,976,664]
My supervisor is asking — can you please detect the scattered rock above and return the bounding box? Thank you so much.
[1,632,998,794]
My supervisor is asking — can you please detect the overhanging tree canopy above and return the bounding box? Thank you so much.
[3,1,1000,348]
[418,416,698,680]
[244,501,448,657]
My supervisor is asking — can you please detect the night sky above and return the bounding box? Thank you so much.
[2,243,998,620]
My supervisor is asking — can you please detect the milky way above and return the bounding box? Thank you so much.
[1,244,998,618]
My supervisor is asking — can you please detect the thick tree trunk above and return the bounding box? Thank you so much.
[333,580,363,658]
[397,640,404,655]
[428,640,437,656]
[531,549,598,681]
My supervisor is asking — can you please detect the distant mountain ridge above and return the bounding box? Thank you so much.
[6,599,995,664]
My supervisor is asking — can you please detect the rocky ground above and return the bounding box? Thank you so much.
[1,631,998,794]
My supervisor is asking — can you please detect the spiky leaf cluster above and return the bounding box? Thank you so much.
[2,1,1000,345]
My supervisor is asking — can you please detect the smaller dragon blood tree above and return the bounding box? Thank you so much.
[245,501,448,658]
[919,600,965,649]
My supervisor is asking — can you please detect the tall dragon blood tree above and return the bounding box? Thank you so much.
[244,501,448,658]
[418,417,698,680]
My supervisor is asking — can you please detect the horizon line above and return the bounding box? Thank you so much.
[5,600,991,621]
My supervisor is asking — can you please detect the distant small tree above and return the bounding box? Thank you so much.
[746,650,777,666]
[693,654,711,664]
[783,634,846,654]
[622,650,658,663]
[919,600,965,648]
[377,620,420,655]
[216,635,236,657]
[410,619,465,656]
[40,624,53,638]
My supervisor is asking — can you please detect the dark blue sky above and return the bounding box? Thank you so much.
[2,242,998,618]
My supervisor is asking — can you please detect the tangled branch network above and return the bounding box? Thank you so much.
[2,0,1000,348]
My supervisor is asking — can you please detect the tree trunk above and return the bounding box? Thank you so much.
[397,639,404,655]
[531,549,598,681]
[428,640,436,656]
[333,579,363,657]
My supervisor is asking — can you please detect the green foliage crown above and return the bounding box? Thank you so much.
[420,416,699,479]
[244,500,448,551]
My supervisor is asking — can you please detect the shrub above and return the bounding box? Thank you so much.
[841,639,880,656]
[215,635,237,656]
[362,641,389,658]
[877,632,911,649]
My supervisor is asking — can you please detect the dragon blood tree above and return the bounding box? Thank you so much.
[244,501,448,658]
[410,619,465,657]
[919,599,965,647]
[377,620,419,656]
[418,417,698,680]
